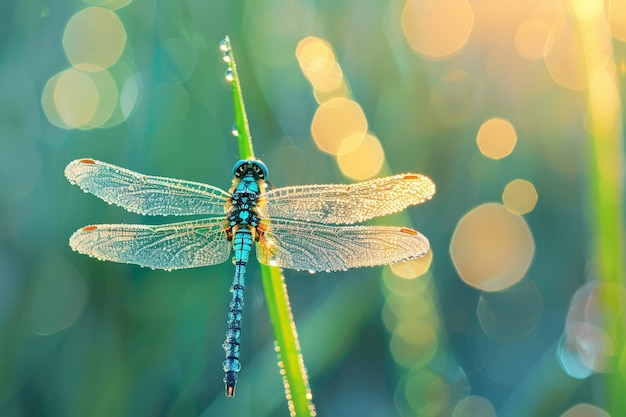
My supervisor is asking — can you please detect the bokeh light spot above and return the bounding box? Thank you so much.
[311,97,367,156]
[477,278,543,342]
[390,320,438,368]
[53,68,99,128]
[402,0,474,59]
[450,203,535,291]
[296,36,343,93]
[63,7,127,71]
[559,281,626,377]
[452,395,496,417]
[544,18,587,90]
[336,133,384,180]
[42,72,71,129]
[502,179,538,215]
[476,117,517,159]
[515,19,551,60]
[560,403,610,417]
[390,250,433,279]
[43,67,123,130]
[404,371,449,415]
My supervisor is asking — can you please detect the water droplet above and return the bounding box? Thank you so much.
[231,124,239,137]
[222,51,231,63]
[219,38,229,52]
[308,269,316,274]
[225,69,234,82]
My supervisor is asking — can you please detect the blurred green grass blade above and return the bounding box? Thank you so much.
[221,36,316,416]
[575,11,626,415]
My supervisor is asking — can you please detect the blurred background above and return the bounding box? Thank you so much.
[1,0,625,416]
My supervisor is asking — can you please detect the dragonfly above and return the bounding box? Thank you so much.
[65,157,435,396]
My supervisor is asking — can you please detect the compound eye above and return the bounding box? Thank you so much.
[231,160,248,178]
[253,160,268,179]
[231,159,269,179]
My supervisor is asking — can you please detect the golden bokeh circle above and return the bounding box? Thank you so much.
[63,7,127,71]
[53,68,100,128]
[310,97,368,155]
[402,0,474,59]
[450,203,534,291]
[336,133,384,180]
[502,179,538,215]
[476,117,517,159]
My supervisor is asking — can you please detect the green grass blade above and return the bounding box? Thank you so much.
[220,36,254,159]
[220,36,316,417]
[575,10,626,415]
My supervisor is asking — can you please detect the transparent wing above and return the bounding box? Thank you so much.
[262,173,435,224]
[65,159,231,216]
[70,217,231,270]
[256,218,429,272]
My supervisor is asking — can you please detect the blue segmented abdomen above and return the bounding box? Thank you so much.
[223,227,253,396]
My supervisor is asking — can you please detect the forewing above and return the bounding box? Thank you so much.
[256,218,429,272]
[262,173,435,224]
[65,159,231,216]
[70,218,231,270]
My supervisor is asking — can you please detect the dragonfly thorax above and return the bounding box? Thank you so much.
[228,173,263,230]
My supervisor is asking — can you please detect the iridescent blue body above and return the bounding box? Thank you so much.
[222,160,267,396]
[65,156,435,397]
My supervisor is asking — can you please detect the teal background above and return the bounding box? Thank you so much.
[1,1,624,416]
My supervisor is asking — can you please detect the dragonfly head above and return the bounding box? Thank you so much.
[232,159,268,180]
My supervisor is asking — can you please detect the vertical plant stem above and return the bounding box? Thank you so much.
[574,7,626,415]
[220,36,254,159]
[221,36,316,417]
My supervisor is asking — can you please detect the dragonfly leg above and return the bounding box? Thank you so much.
[222,228,253,396]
